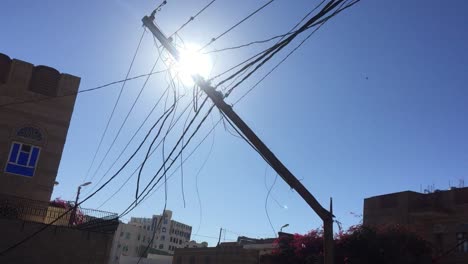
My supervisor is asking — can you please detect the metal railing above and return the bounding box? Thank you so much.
[0,194,119,234]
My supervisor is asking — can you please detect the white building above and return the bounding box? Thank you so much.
[109,209,194,263]
[130,210,193,254]
[108,222,154,264]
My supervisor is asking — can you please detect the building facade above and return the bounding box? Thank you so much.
[364,187,468,264]
[0,53,80,203]
[108,222,155,264]
[109,210,194,263]
[0,53,119,264]
[130,210,193,254]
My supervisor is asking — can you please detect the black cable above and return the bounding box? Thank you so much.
[120,98,213,217]
[88,50,163,183]
[85,83,170,197]
[203,0,326,55]
[170,0,217,37]
[135,100,176,205]
[265,166,278,237]
[0,69,166,108]
[195,114,216,234]
[222,0,358,97]
[232,0,358,104]
[83,29,146,182]
[98,111,222,211]
[215,0,347,90]
[135,79,178,204]
[265,167,279,238]
[209,48,267,83]
[96,89,200,209]
[199,0,275,51]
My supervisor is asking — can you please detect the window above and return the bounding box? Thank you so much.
[161,235,165,241]
[162,227,166,233]
[138,234,141,241]
[143,236,146,242]
[126,232,131,239]
[159,244,164,249]
[120,232,124,237]
[5,142,40,177]
[179,240,182,245]
[457,233,468,253]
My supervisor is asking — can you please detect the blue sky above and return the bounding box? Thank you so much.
[2,0,468,245]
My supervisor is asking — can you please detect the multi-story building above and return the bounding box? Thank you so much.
[0,53,119,264]
[109,209,194,263]
[108,222,154,264]
[364,187,468,264]
[130,210,193,254]
[0,52,79,203]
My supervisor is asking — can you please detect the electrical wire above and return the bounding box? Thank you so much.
[88,50,163,183]
[85,83,170,196]
[0,69,166,108]
[83,29,146,183]
[232,0,358,104]
[120,99,214,218]
[170,0,217,37]
[203,0,327,55]
[265,167,279,238]
[194,114,216,234]
[95,82,203,209]
[222,0,359,98]
[199,0,275,51]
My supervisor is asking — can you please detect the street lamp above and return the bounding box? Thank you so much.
[69,182,91,226]
[280,224,289,232]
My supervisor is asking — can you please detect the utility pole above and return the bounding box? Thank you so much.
[142,15,334,264]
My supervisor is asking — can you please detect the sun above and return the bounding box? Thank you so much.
[174,43,212,85]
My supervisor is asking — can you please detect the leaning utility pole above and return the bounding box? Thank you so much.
[142,14,334,264]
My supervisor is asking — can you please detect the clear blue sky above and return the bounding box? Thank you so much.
[2,0,468,245]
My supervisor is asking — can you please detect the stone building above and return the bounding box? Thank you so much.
[364,187,468,264]
[0,53,118,264]
[0,52,79,203]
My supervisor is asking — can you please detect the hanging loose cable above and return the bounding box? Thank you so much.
[88,49,163,183]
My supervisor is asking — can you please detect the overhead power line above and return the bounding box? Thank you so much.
[232,0,359,104]
[171,0,217,37]
[0,69,166,108]
[87,51,163,184]
[199,0,275,51]
[83,29,146,182]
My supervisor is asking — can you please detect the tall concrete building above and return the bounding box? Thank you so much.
[130,210,193,254]
[364,187,468,264]
[109,210,194,263]
[0,53,79,203]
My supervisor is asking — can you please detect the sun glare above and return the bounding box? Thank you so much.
[174,43,212,85]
